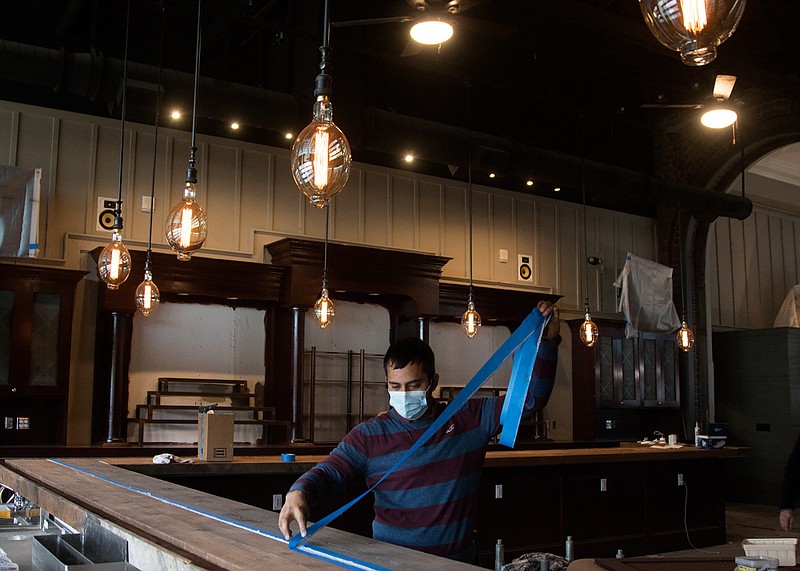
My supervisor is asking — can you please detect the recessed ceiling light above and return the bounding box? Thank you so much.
[404,153,414,162]
[554,187,561,192]
[489,173,496,179]
[526,180,534,187]
[230,122,240,130]
[170,110,181,120]
[284,132,294,140]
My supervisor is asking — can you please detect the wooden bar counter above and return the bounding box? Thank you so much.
[0,445,748,569]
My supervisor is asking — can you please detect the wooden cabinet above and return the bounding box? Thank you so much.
[0,264,85,445]
[579,320,679,410]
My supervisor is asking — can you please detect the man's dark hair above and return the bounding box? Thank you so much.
[383,337,436,380]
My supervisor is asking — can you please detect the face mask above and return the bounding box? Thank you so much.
[389,390,428,420]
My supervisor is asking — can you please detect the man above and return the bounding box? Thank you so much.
[278,300,560,562]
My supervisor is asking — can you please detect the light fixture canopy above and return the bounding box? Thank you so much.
[639,0,747,66]
[97,231,132,290]
[410,19,454,45]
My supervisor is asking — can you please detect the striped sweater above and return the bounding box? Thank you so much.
[289,338,559,561]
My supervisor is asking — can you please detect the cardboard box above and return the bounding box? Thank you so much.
[198,411,234,462]
[697,434,727,449]
[742,538,797,567]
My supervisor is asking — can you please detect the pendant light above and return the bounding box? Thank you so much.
[461,138,480,338]
[313,205,335,329]
[579,154,598,347]
[97,0,132,290]
[164,0,208,260]
[291,0,352,208]
[135,2,165,317]
[676,212,694,351]
[638,0,747,66]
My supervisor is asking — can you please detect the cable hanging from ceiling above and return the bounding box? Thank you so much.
[291,0,352,208]
[314,205,335,329]
[165,0,208,261]
[135,1,166,317]
[461,88,480,338]
[96,0,133,290]
[675,210,695,352]
[578,152,599,348]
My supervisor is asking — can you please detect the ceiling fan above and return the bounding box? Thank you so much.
[641,74,739,129]
[332,0,495,57]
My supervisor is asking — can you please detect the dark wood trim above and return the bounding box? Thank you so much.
[437,282,561,327]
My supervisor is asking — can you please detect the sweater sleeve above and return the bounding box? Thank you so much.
[289,426,370,507]
[780,433,800,510]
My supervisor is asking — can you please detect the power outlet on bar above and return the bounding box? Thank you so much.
[272,494,283,510]
[494,484,503,499]
[17,417,30,430]
[3,417,13,429]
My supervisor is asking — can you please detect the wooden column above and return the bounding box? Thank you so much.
[290,306,306,443]
[106,310,132,443]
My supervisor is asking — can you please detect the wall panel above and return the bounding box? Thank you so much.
[389,176,416,251]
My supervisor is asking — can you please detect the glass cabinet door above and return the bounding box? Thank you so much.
[30,292,61,387]
[0,290,12,387]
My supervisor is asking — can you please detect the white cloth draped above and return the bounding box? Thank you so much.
[613,252,680,338]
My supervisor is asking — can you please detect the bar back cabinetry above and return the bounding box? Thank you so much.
[0,264,85,445]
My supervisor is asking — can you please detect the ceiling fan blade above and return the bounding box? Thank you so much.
[401,39,424,57]
[640,103,705,109]
[331,16,412,29]
[713,75,737,100]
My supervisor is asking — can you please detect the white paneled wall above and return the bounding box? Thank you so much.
[0,100,656,312]
[708,200,800,329]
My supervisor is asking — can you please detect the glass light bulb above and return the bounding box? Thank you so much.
[461,300,481,338]
[700,107,737,128]
[165,181,208,261]
[410,20,454,45]
[97,231,132,290]
[638,0,746,66]
[291,97,352,208]
[314,288,335,329]
[135,270,160,317]
[677,320,695,351]
[579,311,599,347]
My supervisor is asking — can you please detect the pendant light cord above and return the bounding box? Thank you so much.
[467,83,475,302]
[188,0,203,177]
[322,205,330,289]
[114,0,131,222]
[146,2,166,271]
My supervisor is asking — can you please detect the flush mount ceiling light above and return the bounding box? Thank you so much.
[639,0,747,66]
[701,74,738,128]
[410,19,454,45]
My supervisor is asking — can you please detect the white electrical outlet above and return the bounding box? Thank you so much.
[141,196,154,213]
[494,484,503,499]
[677,473,684,486]
[272,494,283,510]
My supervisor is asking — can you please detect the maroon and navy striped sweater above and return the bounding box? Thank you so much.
[289,338,559,562]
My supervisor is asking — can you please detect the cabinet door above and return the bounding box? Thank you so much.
[641,333,679,408]
[596,332,640,408]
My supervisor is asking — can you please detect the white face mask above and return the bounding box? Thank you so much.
[389,390,429,420]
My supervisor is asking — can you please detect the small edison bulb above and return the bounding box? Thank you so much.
[314,288,335,329]
[97,231,132,290]
[135,270,160,317]
[461,300,481,338]
[291,96,352,208]
[165,181,208,261]
[579,311,599,347]
[677,320,695,351]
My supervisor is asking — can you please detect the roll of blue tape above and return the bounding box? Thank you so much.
[281,453,295,462]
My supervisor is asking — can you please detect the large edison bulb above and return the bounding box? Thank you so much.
[579,311,599,347]
[461,300,481,338]
[165,181,208,261]
[638,0,747,66]
[677,320,695,351]
[97,231,132,290]
[314,288,335,329]
[135,270,160,317]
[291,96,352,208]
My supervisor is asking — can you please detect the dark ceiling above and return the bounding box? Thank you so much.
[1,0,799,217]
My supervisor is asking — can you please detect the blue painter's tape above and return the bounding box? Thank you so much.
[290,307,548,552]
[281,453,296,462]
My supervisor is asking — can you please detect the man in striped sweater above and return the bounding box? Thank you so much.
[278,300,560,562]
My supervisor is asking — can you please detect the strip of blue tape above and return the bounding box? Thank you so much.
[46,458,392,571]
[290,307,547,551]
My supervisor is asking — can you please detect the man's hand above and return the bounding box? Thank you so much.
[537,300,560,342]
[278,490,310,540]
[780,508,794,531]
